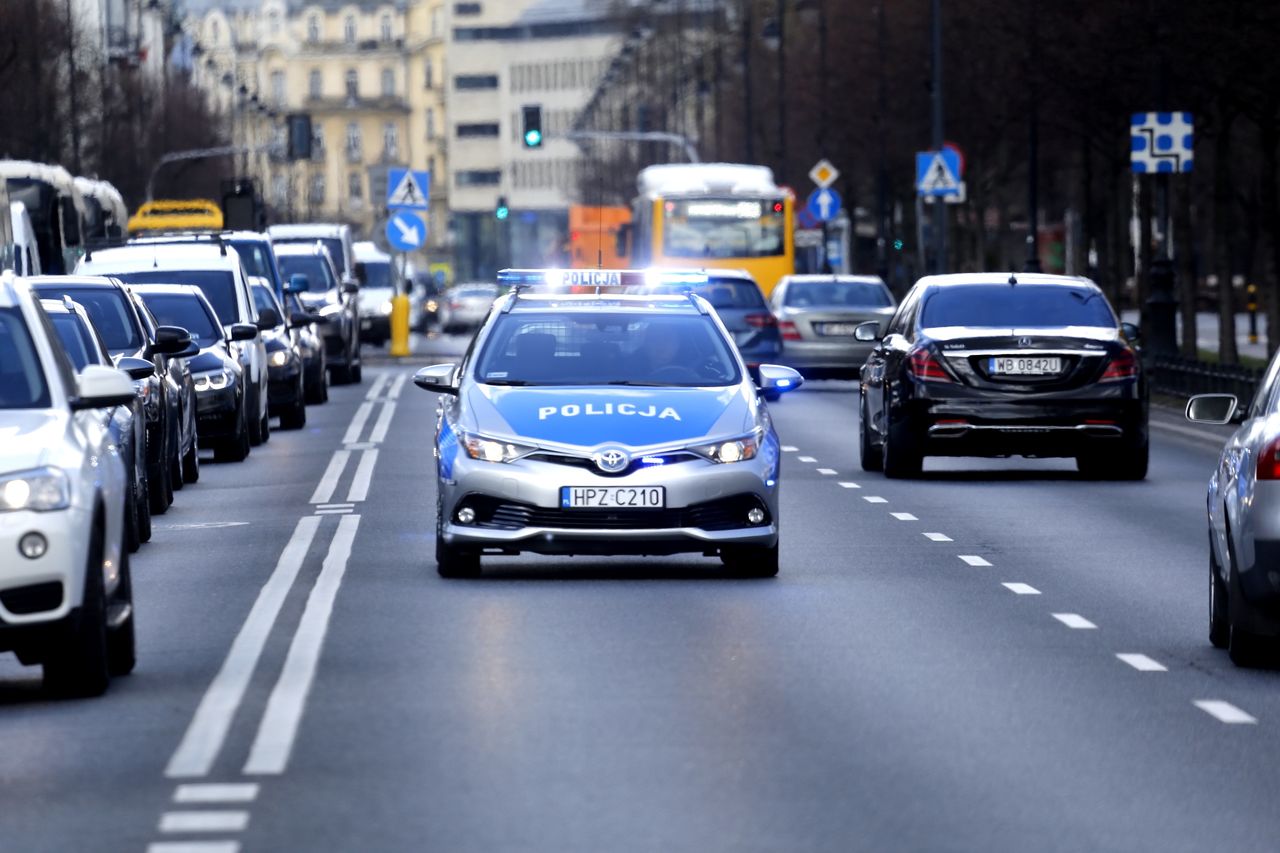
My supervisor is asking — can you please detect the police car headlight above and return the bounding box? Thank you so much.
[461,432,536,463]
[269,350,291,368]
[193,369,233,392]
[0,468,71,512]
[693,434,760,464]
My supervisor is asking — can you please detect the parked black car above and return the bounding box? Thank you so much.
[250,278,307,429]
[275,245,362,385]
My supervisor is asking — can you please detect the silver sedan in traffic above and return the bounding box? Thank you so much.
[770,275,896,378]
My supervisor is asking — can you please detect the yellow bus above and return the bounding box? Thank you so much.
[127,199,223,235]
[624,163,794,296]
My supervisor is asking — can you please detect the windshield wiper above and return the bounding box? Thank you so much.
[605,380,674,386]
[482,379,537,386]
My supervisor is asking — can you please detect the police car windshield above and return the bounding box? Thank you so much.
[476,312,741,387]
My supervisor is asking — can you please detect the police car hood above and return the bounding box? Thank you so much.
[471,385,753,448]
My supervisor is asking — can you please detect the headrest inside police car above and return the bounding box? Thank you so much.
[497,268,710,291]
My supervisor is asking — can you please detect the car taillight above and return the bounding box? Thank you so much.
[908,348,952,382]
[779,321,802,341]
[745,313,777,328]
[1259,437,1280,480]
[1100,348,1137,381]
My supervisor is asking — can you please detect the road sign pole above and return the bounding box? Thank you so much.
[930,0,946,273]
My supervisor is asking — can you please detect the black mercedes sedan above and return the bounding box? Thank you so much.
[857,273,1147,479]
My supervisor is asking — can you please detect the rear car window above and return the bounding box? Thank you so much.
[31,284,143,352]
[278,255,336,293]
[136,292,222,347]
[115,270,240,327]
[0,307,51,409]
[643,278,766,309]
[920,284,1117,329]
[785,279,892,308]
[277,238,345,276]
[357,261,393,290]
[48,313,98,370]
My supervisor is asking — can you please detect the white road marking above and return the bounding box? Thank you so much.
[316,503,354,510]
[890,512,917,521]
[345,449,380,503]
[173,784,259,804]
[314,508,353,515]
[147,843,240,853]
[958,555,991,566]
[364,371,390,400]
[341,402,375,445]
[159,811,250,833]
[797,456,817,463]
[781,445,798,452]
[1116,653,1167,672]
[368,402,397,444]
[244,514,361,775]
[386,372,409,400]
[308,450,351,505]
[837,481,861,489]
[1002,582,1041,595]
[863,496,888,504]
[1052,613,1097,629]
[164,517,322,779]
[816,468,837,475]
[155,522,250,531]
[1194,699,1257,724]
[923,532,952,542]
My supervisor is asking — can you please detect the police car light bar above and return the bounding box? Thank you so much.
[497,268,710,290]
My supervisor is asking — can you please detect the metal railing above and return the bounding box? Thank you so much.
[1147,357,1262,401]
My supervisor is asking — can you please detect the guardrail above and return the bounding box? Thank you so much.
[1147,357,1262,401]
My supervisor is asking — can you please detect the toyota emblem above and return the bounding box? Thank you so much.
[593,447,630,473]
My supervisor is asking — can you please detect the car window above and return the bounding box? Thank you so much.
[886,288,920,337]
[919,284,1117,329]
[232,241,276,284]
[136,292,223,347]
[277,239,345,276]
[358,261,394,290]
[48,313,98,370]
[114,270,239,327]
[642,278,765,309]
[31,284,143,353]
[475,312,741,387]
[784,280,892,309]
[277,255,337,293]
[0,307,51,409]
[251,284,286,328]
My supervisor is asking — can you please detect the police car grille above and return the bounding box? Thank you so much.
[527,452,697,477]
[467,494,769,532]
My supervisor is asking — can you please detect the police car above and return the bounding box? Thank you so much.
[413,269,803,577]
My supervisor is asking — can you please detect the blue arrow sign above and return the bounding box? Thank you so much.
[805,187,842,223]
[387,167,430,210]
[386,210,426,252]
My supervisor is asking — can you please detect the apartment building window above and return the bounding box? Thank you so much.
[311,126,326,162]
[346,123,362,161]
[454,74,498,91]
[381,68,395,97]
[456,123,499,139]
[454,3,482,15]
[268,10,281,35]
[310,174,326,204]
[380,14,392,42]
[383,123,399,159]
[270,70,285,107]
[426,108,436,140]
[345,69,358,99]
[424,61,434,90]
[343,15,356,44]
[431,7,441,36]
[349,172,363,201]
[456,170,501,187]
[306,15,320,43]
[309,69,322,98]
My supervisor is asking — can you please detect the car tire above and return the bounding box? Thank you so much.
[215,409,251,463]
[124,479,140,554]
[259,407,271,445]
[1210,540,1230,650]
[170,451,184,491]
[44,519,111,698]
[721,542,780,577]
[1226,528,1270,667]
[1077,436,1148,480]
[248,389,265,446]
[435,494,480,577]
[150,451,173,515]
[182,436,200,484]
[860,396,884,472]
[281,394,307,430]
[135,472,152,545]
[107,550,136,678]
[883,413,923,479]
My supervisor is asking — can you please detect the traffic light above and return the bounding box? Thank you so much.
[495,195,510,221]
[522,105,543,149]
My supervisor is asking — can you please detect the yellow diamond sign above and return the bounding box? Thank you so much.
[809,159,840,189]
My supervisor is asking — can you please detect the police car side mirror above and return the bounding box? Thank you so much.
[755,364,803,395]
[413,363,458,395]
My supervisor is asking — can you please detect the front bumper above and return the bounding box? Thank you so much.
[268,364,302,411]
[0,506,89,645]
[439,451,779,556]
[195,387,240,440]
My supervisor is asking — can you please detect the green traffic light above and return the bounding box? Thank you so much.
[893,239,904,251]
[524,129,542,147]
[496,206,509,221]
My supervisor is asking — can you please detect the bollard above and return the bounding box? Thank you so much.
[389,293,411,357]
[1247,283,1259,345]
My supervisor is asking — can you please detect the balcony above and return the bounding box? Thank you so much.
[305,95,410,114]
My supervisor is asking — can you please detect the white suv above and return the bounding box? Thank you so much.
[0,273,138,696]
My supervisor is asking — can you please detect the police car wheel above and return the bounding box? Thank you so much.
[720,542,780,578]
[436,539,480,578]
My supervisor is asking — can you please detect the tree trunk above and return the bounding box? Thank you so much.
[1260,111,1280,357]
[1175,176,1199,358]
[1216,114,1239,364]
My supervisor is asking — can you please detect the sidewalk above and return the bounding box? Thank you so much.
[1121,310,1269,362]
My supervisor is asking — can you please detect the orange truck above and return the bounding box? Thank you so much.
[567,205,631,269]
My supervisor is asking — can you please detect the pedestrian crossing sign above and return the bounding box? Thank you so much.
[387,168,430,210]
[915,150,961,196]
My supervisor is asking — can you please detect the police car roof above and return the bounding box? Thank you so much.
[502,291,704,314]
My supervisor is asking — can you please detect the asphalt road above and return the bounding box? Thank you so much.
[2,332,1278,853]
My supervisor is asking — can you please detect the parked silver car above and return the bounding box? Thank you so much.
[770,275,897,378]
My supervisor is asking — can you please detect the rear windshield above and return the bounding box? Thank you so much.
[644,278,766,310]
[251,285,285,328]
[277,255,336,293]
[476,312,740,387]
[232,241,278,285]
[31,284,142,352]
[0,307,50,409]
[919,284,1117,329]
[48,313,101,370]
[277,239,345,276]
[357,261,393,290]
[115,270,239,327]
[136,292,222,347]
[784,279,892,308]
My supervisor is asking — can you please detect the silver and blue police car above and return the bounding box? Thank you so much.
[413,269,803,578]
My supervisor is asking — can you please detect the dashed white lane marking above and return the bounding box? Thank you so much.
[1117,653,1167,672]
[781,445,799,452]
[816,468,837,475]
[1002,582,1041,595]
[364,372,391,400]
[165,517,322,779]
[244,514,361,775]
[385,371,409,400]
[345,449,379,503]
[147,843,240,853]
[923,532,952,542]
[797,456,817,463]
[367,401,397,444]
[863,496,888,504]
[308,450,351,505]
[159,811,250,833]
[315,503,353,510]
[314,508,353,515]
[1052,613,1097,629]
[341,402,375,445]
[838,481,861,489]
[958,555,991,567]
[890,512,917,521]
[1194,700,1257,724]
[173,784,259,804]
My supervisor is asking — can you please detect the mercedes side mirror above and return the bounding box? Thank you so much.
[115,356,155,381]
[1186,394,1240,425]
[413,363,458,395]
[150,325,193,356]
[228,323,259,342]
[854,321,882,342]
